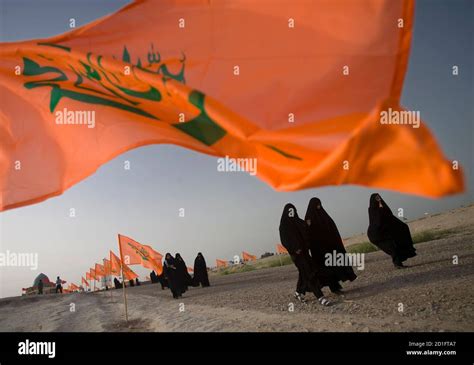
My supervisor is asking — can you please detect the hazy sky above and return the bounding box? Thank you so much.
[0,0,472,298]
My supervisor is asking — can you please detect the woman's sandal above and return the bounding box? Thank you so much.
[318,296,332,306]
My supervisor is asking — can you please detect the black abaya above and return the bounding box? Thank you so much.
[367,193,416,265]
[279,203,323,298]
[193,253,210,287]
[175,253,193,292]
[305,197,357,290]
[163,254,183,298]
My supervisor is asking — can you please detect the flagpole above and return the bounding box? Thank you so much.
[109,274,113,300]
[118,234,129,322]
[278,253,283,267]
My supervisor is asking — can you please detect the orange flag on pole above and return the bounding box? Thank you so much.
[103,258,112,276]
[276,244,288,255]
[81,277,89,287]
[242,251,257,262]
[89,268,97,280]
[216,259,228,268]
[85,272,92,281]
[118,234,163,275]
[0,0,464,213]
[95,263,105,279]
[110,251,138,281]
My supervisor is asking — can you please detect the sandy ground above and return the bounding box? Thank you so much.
[0,206,472,332]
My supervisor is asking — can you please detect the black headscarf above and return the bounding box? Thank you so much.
[305,197,357,282]
[279,203,310,255]
[164,253,175,268]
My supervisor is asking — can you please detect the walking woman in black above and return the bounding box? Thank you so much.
[305,197,357,293]
[367,193,416,268]
[175,253,193,292]
[163,253,183,299]
[279,203,331,306]
[194,252,210,287]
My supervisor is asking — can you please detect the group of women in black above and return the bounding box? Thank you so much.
[279,193,416,306]
[152,252,211,299]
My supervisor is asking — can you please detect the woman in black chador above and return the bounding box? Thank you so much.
[163,253,183,299]
[175,253,193,292]
[150,270,158,284]
[305,197,357,293]
[279,203,331,306]
[193,252,210,287]
[367,193,416,268]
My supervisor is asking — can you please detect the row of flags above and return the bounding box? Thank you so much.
[72,234,163,291]
[56,239,290,291]
[216,245,288,268]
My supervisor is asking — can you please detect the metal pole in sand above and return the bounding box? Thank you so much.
[118,234,129,322]
[278,253,283,267]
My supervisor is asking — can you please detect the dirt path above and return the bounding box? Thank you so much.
[0,228,472,332]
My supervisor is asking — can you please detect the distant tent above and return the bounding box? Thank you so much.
[33,273,52,287]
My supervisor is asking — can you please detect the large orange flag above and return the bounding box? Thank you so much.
[0,0,464,212]
[118,234,163,275]
[110,250,139,280]
[242,251,257,262]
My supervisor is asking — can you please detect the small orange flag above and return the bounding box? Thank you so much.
[85,272,92,281]
[95,263,105,278]
[0,0,464,213]
[187,267,194,273]
[216,259,228,268]
[242,251,257,262]
[81,277,89,287]
[276,244,288,255]
[70,283,80,291]
[103,258,112,276]
[89,268,97,280]
[118,234,163,275]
